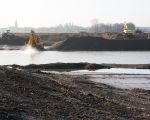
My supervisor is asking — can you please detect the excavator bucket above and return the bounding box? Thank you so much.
[28,30,39,46]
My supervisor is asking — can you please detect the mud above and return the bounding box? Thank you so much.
[10,63,150,70]
[0,64,150,119]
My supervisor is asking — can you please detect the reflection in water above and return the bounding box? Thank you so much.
[65,69,150,90]
[41,69,150,90]
[91,74,150,90]
[2,45,9,50]
[70,68,150,75]
[22,45,41,64]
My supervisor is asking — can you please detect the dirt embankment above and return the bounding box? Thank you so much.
[0,65,150,119]
[50,36,150,51]
[10,63,150,70]
[1,33,150,51]
[0,36,28,46]
[0,33,72,46]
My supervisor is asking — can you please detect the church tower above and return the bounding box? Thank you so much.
[15,19,18,28]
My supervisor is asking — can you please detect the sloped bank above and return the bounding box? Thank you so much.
[49,36,150,51]
[10,63,150,70]
[0,36,28,46]
[0,66,150,119]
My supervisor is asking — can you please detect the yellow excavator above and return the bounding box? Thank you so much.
[123,22,135,34]
[28,30,44,50]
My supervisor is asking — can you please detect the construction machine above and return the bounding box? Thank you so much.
[2,30,15,40]
[28,30,44,50]
[123,22,135,34]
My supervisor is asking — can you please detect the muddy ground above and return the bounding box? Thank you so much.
[10,63,150,70]
[0,64,150,120]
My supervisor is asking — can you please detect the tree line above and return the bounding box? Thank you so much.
[0,23,136,33]
[89,23,136,33]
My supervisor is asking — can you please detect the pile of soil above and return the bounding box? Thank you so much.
[0,65,150,119]
[12,63,150,70]
[1,33,150,51]
[0,36,28,46]
[50,36,150,51]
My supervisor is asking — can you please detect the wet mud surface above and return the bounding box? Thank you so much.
[11,63,150,70]
[0,65,150,119]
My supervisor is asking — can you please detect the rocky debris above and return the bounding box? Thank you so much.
[0,65,150,119]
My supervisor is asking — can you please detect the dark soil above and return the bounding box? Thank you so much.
[0,65,150,119]
[0,36,28,46]
[1,33,150,51]
[50,36,150,51]
[10,63,150,70]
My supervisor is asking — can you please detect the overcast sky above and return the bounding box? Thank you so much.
[0,0,150,27]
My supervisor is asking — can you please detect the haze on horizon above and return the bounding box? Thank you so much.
[0,0,150,28]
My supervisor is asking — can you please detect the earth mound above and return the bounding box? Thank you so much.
[50,36,150,51]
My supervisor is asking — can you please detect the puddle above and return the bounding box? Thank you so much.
[90,74,150,90]
[42,68,150,90]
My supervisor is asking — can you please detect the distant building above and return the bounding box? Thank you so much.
[15,19,18,28]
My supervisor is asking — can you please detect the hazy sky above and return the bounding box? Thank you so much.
[0,0,150,27]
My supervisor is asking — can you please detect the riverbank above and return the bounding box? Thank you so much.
[49,36,150,51]
[0,64,150,119]
[1,33,150,51]
[9,63,150,70]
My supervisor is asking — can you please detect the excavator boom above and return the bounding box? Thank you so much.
[28,30,40,46]
[28,30,44,50]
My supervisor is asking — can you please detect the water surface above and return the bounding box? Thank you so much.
[1,49,150,90]
[0,50,150,65]
[41,68,150,90]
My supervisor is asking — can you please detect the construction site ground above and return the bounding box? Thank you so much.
[0,65,150,119]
